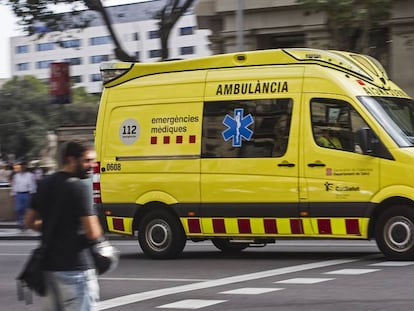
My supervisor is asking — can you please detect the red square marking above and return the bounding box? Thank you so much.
[188,219,201,233]
[113,218,125,231]
[290,219,303,234]
[150,137,157,144]
[189,135,196,144]
[238,219,251,234]
[176,136,183,144]
[346,219,360,235]
[264,219,278,234]
[318,219,332,234]
[212,218,226,233]
[163,136,170,144]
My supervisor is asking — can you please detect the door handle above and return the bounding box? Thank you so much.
[308,162,326,167]
[278,161,295,167]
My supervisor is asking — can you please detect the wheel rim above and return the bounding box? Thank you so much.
[145,219,171,252]
[384,216,414,253]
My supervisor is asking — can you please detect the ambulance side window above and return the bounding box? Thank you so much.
[311,98,368,153]
[202,98,293,158]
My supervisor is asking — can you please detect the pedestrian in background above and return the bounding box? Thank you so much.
[10,161,36,230]
[24,141,104,311]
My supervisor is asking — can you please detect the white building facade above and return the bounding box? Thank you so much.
[10,0,212,94]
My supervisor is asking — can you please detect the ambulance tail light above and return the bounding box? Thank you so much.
[92,162,102,204]
[100,62,133,84]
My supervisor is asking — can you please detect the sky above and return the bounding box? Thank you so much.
[0,0,147,79]
[0,5,21,78]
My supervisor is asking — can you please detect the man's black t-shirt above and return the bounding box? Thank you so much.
[32,171,95,271]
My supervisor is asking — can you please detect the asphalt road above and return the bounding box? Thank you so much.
[2,239,414,311]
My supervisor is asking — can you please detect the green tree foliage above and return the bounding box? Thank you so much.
[4,0,135,61]
[0,76,99,160]
[297,0,392,55]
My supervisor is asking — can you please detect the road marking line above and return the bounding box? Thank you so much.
[324,268,380,275]
[275,277,335,284]
[219,287,284,295]
[100,277,211,282]
[369,261,414,267]
[156,299,227,309]
[98,258,358,310]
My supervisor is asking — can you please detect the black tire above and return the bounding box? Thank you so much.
[375,205,414,260]
[138,210,186,259]
[211,238,248,254]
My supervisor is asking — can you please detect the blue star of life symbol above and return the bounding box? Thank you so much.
[222,108,254,147]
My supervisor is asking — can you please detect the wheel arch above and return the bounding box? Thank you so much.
[133,191,179,231]
[132,201,181,232]
[368,196,414,238]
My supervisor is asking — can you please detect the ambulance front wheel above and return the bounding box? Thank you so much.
[375,205,414,260]
[138,210,186,259]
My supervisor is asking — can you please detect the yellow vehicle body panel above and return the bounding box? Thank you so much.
[94,48,414,259]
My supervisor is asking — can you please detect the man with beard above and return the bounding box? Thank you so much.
[24,141,104,311]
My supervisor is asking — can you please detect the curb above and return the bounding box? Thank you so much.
[0,222,135,241]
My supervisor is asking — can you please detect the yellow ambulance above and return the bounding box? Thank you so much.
[94,48,414,259]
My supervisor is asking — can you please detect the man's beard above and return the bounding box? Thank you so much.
[75,161,90,179]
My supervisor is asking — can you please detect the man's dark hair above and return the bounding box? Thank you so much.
[60,141,87,165]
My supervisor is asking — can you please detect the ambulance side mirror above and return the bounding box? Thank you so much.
[355,127,374,155]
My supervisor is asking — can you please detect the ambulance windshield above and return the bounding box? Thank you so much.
[359,96,414,147]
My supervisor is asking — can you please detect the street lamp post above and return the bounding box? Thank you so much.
[236,0,245,52]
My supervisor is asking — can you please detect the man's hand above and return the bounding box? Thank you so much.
[24,208,42,232]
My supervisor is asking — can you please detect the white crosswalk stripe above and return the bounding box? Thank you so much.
[156,299,227,309]
[275,277,335,284]
[219,287,284,295]
[324,268,380,275]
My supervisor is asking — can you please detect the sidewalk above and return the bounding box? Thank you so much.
[0,221,133,240]
[0,221,40,240]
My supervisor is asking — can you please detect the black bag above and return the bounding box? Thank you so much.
[17,247,47,299]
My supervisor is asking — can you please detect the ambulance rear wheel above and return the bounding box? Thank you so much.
[211,239,248,254]
[138,210,186,259]
[375,205,414,260]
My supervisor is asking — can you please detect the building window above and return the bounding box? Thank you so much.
[90,73,102,82]
[16,63,30,71]
[60,39,81,48]
[202,98,293,158]
[71,76,82,83]
[180,46,195,55]
[36,42,54,51]
[89,36,112,46]
[16,45,29,54]
[132,32,140,41]
[36,60,53,69]
[179,26,194,36]
[148,30,159,39]
[149,49,162,58]
[65,57,82,65]
[90,55,110,64]
[135,51,140,61]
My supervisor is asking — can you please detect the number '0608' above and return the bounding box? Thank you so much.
[106,163,121,171]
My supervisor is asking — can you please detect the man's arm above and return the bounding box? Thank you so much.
[24,208,42,232]
[81,215,103,240]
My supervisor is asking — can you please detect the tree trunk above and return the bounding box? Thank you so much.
[84,0,136,62]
